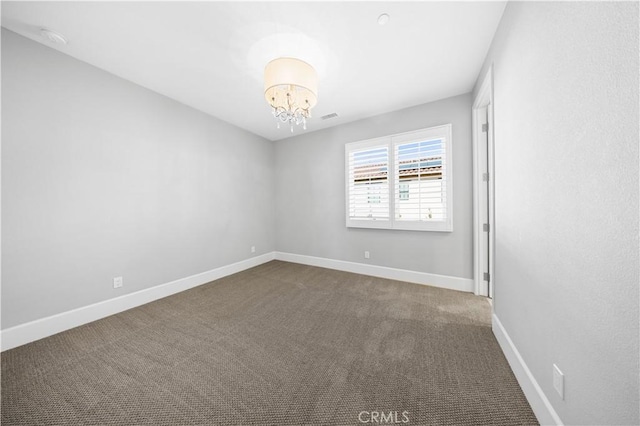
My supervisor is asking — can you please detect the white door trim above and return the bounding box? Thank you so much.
[472,66,495,298]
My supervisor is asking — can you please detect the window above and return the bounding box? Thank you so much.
[346,139,389,223]
[345,124,452,232]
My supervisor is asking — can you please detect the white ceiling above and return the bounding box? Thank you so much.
[2,1,506,141]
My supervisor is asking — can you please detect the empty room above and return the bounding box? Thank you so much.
[1,1,638,425]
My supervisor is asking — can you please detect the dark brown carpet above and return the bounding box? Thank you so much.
[1,260,537,425]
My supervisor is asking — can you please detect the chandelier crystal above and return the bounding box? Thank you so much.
[264,58,318,132]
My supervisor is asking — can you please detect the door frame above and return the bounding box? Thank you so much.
[472,66,495,298]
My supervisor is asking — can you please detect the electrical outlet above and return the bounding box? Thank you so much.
[251,246,256,253]
[113,276,123,289]
[553,364,564,399]
[364,251,370,259]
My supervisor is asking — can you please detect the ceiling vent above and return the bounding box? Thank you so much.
[321,113,339,121]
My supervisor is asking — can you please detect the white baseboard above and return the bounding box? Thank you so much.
[1,252,276,351]
[1,252,471,351]
[492,313,563,426]
[274,252,473,293]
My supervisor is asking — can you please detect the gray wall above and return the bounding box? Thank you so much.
[473,2,639,425]
[275,93,473,279]
[2,29,275,329]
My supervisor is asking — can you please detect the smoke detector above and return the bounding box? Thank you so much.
[39,28,68,45]
[377,14,390,26]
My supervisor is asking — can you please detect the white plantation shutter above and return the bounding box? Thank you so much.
[346,124,452,232]
[346,139,390,227]
[394,136,447,221]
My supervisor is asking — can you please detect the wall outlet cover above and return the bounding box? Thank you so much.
[113,276,123,289]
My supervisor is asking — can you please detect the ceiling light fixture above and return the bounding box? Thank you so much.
[264,57,318,132]
[39,28,68,45]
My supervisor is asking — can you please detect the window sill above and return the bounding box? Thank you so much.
[346,219,453,232]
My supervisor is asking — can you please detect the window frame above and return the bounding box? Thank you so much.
[345,124,453,232]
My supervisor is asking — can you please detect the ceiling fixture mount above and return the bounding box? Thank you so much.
[264,57,318,132]
[39,28,68,45]
[377,13,390,26]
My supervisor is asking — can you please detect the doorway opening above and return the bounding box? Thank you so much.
[472,66,495,299]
